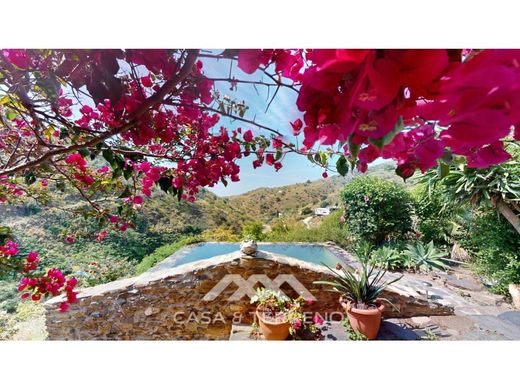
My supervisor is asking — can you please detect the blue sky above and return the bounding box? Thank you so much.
[201,54,330,196]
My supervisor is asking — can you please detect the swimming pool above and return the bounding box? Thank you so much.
[153,242,344,270]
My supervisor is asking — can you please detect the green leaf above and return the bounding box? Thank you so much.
[78,148,90,158]
[24,172,36,185]
[437,163,450,179]
[336,155,349,176]
[102,148,114,164]
[0,95,11,106]
[314,153,321,165]
[157,177,172,193]
[320,152,328,166]
[59,128,69,140]
[5,110,17,121]
[123,166,133,180]
[112,167,122,179]
[56,180,66,192]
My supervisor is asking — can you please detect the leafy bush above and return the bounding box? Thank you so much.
[300,207,312,216]
[135,235,203,275]
[0,280,20,314]
[265,212,353,248]
[340,176,414,244]
[80,257,136,287]
[242,221,264,241]
[460,211,520,295]
[411,184,466,246]
[201,227,240,242]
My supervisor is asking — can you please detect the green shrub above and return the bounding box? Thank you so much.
[460,211,520,295]
[270,219,290,236]
[0,280,20,314]
[80,257,136,287]
[300,207,312,216]
[201,227,240,242]
[135,235,203,275]
[242,221,264,241]
[265,212,353,248]
[411,184,463,246]
[340,176,414,244]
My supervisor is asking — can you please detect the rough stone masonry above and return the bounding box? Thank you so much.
[44,249,453,340]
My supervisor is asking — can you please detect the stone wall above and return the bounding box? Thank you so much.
[44,250,453,340]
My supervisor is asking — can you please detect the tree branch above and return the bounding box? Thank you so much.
[0,49,200,177]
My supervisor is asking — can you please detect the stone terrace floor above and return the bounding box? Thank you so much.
[230,264,520,341]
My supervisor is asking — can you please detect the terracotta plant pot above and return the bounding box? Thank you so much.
[256,310,290,340]
[340,299,385,340]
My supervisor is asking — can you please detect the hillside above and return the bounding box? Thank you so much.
[224,161,405,223]
[1,161,404,250]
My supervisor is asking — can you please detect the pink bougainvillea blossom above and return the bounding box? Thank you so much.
[243,129,254,142]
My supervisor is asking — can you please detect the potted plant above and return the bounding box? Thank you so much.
[251,288,291,340]
[314,261,402,340]
[250,288,321,340]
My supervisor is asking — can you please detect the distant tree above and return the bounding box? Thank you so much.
[320,200,330,208]
[300,207,312,216]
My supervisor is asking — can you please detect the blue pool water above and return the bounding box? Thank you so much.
[170,242,342,268]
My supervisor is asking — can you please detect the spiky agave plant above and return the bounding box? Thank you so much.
[405,241,449,271]
[314,261,403,310]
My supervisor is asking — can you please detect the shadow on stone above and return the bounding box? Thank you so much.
[378,320,420,340]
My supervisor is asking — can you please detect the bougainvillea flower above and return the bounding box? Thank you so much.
[290,119,303,135]
[395,161,417,179]
[273,49,304,81]
[265,153,275,166]
[414,138,445,172]
[467,141,512,168]
[237,49,273,74]
[358,144,381,164]
[318,124,341,145]
[243,129,254,142]
[2,49,30,69]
